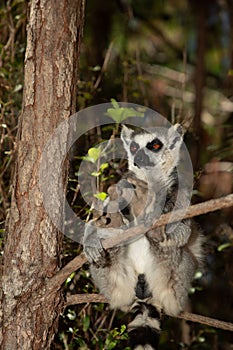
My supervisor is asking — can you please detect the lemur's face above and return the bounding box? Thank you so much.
[121,124,183,183]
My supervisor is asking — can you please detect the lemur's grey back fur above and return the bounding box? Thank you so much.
[83,124,202,350]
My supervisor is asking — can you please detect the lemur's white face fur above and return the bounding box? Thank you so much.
[121,124,183,186]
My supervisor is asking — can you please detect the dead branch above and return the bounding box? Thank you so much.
[65,293,233,332]
[65,293,107,306]
[47,193,233,293]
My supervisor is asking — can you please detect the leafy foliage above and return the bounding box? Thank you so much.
[105,99,145,123]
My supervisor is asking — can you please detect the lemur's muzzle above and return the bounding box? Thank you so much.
[133,149,154,168]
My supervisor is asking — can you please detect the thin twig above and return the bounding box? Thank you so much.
[93,41,114,90]
[65,293,233,332]
[65,293,107,306]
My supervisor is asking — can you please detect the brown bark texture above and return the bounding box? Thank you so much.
[0,0,85,349]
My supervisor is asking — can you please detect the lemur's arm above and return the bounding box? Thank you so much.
[116,174,157,226]
[83,222,124,265]
[83,182,129,265]
[83,175,151,265]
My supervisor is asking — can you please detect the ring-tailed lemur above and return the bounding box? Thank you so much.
[83,124,202,349]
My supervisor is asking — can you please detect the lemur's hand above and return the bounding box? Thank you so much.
[83,223,106,266]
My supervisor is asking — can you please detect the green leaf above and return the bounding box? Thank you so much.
[105,107,145,123]
[105,99,145,123]
[99,162,109,171]
[88,147,101,162]
[66,309,76,321]
[119,324,127,335]
[83,92,92,100]
[83,147,101,163]
[90,65,101,72]
[65,272,75,285]
[217,242,232,252]
[94,192,108,201]
[13,84,23,93]
[91,163,109,177]
[91,171,101,177]
[194,271,203,279]
[197,336,206,343]
[82,315,90,332]
[110,98,120,109]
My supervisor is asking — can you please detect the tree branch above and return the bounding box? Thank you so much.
[65,293,233,332]
[103,193,233,250]
[177,312,233,332]
[47,193,233,293]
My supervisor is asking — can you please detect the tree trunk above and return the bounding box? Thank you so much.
[0,1,85,349]
[189,0,211,169]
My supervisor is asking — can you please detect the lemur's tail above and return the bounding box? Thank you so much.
[128,301,161,350]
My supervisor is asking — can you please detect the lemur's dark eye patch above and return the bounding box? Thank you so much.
[130,141,139,154]
[146,138,163,152]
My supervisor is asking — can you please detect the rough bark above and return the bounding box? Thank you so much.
[0,1,85,349]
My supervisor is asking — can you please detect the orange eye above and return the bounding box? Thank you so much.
[153,143,161,150]
[146,138,163,152]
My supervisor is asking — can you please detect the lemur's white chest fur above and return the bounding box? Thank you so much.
[128,236,153,274]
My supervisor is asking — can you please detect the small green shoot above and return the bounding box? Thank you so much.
[82,315,90,332]
[105,99,145,123]
[82,147,102,163]
[217,242,232,252]
[94,192,108,201]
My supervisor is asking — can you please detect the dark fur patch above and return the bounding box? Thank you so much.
[134,149,154,168]
[131,302,161,325]
[129,326,160,349]
[135,274,152,299]
[131,127,150,137]
[169,136,180,150]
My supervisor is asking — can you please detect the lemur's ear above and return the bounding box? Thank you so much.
[171,123,183,136]
[167,123,183,150]
[121,125,134,147]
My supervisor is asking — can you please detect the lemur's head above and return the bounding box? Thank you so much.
[121,124,184,186]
